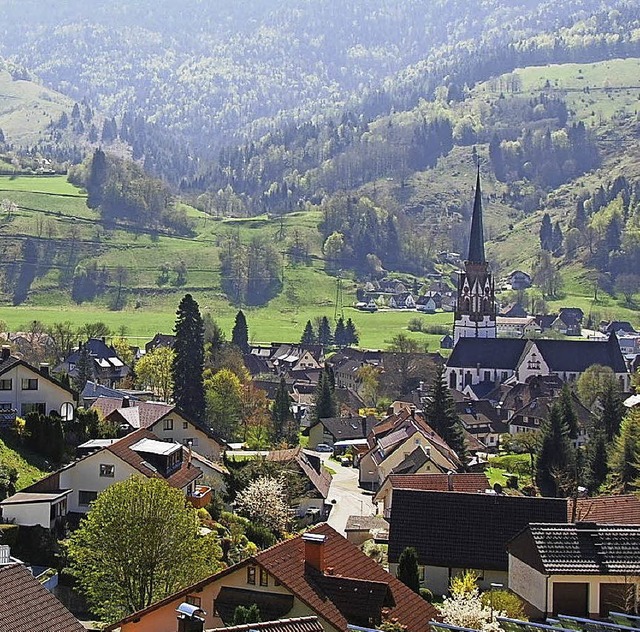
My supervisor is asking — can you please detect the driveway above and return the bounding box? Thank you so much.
[322,457,376,535]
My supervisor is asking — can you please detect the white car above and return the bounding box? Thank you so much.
[315,443,334,453]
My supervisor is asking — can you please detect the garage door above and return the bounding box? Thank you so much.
[553,583,588,617]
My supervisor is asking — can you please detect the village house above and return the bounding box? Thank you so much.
[2,429,207,525]
[508,523,640,619]
[105,524,437,632]
[455,399,507,450]
[508,270,532,290]
[387,489,568,595]
[306,415,377,450]
[145,332,176,353]
[499,303,529,319]
[0,346,76,425]
[496,316,541,338]
[56,337,131,388]
[265,446,332,520]
[91,396,226,461]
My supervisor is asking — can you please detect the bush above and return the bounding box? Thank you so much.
[408,318,425,332]
[245,521,277,550]
[420,587,433,602]
[480,589,528,620]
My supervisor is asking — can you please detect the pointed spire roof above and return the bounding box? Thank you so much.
[467,168,486,263]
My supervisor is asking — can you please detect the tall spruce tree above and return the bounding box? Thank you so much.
[539,213,553,251]
[272,377,296,444]
[606,410,640,493]
[599,381,625,442]
[300,320,315,345]
[424,365,466,464]
[584,429,608,493]
[231,310,250,353]
[313,367,336,422]
[344,318,359,346]
[558,384,578,441]
[74,343,93,392]
[317,316,332,347]
[172,294,206,422]
[397,547,421,593]
[535,402,575,497]
[334,317,346,347]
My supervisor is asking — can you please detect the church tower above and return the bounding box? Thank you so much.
[453,170,497,343]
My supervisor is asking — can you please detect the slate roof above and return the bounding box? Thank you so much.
[467,169,486,263]
[448,338,528,369]
[530,336,628,374]
[390,446,437,475]
[313,416,377,442]
[388,489,568,571]
[207,616,324,632]
[108,523,437,632]
[509,523,640,575]
[81,381,140,404]
[456,400,505,431]
[510,393,594,430]
[568,494,640,524]
[0,563,85,632]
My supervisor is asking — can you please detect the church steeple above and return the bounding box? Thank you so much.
[467,167,485,264]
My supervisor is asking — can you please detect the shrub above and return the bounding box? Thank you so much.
[480,589,528,620]
[420,587,433,602]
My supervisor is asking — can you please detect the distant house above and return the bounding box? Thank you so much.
[91,396,226,461]
[416,296,437,313]
[599,320,637,336]
[508,270,532,290]
[0,346,75,425]
[508,523,640,618]
[306,415,377,450]
[389,292,415,309]
[497,316,541,339]
[106,524,437,632]
[440,334,454,349]
[551,312,581,336]
[266,446,332,519]
[456,399,508,450]
[387,489,568,594]
[145,332,176,354]
[499,303,528,318]
[56,337,131,387]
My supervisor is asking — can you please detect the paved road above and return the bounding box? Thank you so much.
[324,457,376,535]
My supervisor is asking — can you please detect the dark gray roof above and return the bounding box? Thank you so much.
[509,523,640,575]
[467,169,485,263]
[448,338,527,369]
[532,336,627,373]
[81,381,139,402]
[314,416,376,441]
[388,489,568,571]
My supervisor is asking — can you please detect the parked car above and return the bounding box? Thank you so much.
[315,443,334,453]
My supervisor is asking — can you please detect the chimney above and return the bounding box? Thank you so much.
[1,346,10,361]
[303,532,326,573]
[447,470,454,491]
[39,363,49,377]
[102,337,106,344]
[122,396,130,408]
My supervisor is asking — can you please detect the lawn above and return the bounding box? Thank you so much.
[0,435,50,490]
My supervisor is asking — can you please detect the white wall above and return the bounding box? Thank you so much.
[0,364,72,416]
[509,555,547,614]
[150,413,222,461]
[1,502,51,528]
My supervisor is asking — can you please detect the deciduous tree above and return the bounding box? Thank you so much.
[136,347,175,402]
[68,477,222,624]
[235,475,289,537]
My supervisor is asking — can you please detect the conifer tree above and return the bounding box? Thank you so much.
[317,316,332,347]
[397,547,421,593]
[539,213,553,251]
[344,318,359,346]
[558,384,578,441]
[334,317,346,347]
[606,409,640,493]
[584,429,608,493]
[272,377,295,444]
[599,381,625,442]
[535,402,575,497]
[424,365,466,464]
[172,294,206,422]
[74,343,93,392]
[300,320,315,345]
[313,367,336,422]
[231,310,250,353]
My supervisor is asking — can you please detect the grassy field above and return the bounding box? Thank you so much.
[0,435,49,490]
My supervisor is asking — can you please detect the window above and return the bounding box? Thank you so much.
[186,595,201,608]
[184,438,198,448]
[99,464,115,478]
[0,379,11,390]
[247,566,256,585]
[78,491,98,506]
[21,403,46,416]
[21,378,38,390]
[260,568,268,587]
[0,403,12,410]
[163,418,173,431]
[182,421,188,429]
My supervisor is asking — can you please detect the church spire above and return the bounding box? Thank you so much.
[467,167,485,264]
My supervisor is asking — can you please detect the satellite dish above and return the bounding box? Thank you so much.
[60,402,75,422]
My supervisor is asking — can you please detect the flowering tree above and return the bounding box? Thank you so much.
[437,571,505,632]
[235,475,289,536]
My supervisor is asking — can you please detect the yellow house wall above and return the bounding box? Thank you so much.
[150,412,222,460]
[119,565,338,632]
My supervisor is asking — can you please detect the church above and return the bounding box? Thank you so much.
[445,172,631,393]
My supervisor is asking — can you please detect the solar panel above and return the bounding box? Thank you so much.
[557,615,640,632]
[430,620,480,632]
[498,616,575,632]
[609,614,640,629]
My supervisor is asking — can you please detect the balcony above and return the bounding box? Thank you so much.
[0,409,17,429]
[187,485,212,509]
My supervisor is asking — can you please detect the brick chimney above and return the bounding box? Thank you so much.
[303,533,326,573]
[39,363,49,377]
[1,346,10,361]
[122,396,130,408]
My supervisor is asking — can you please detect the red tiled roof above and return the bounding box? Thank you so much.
[107,524,437,632]
[267,447,332,499]
[255,523,436,632]
[386,473,490,493]
[568,494,640,524]
[0,563,85,632]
